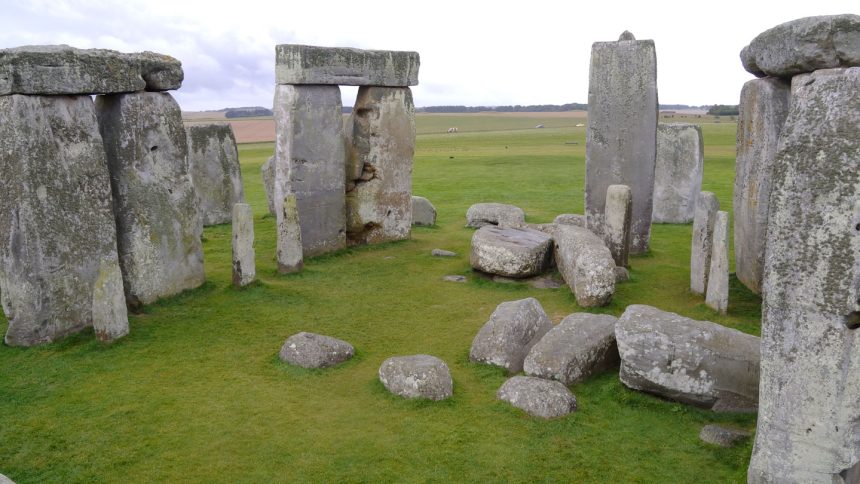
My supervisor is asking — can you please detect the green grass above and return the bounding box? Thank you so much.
[0,114,758,483]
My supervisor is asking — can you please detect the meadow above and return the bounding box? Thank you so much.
[0,113,757,483]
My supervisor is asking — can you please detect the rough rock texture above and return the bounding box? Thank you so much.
[276,193,303,274]
[700,425,751,448]
[705,211,729,315]
[604,184,632,267]
[497,376,577,419]
[553,225,616,307]
[0,95,129,345]
[748,67,860,484]
[262,155,276,216]
[586,34,657,254]
[523,313,619,385]
[97,92,204,309]
[186,124,244,226]
[554,213,586,227]
[470,297,553,374]
[411,195,436,226]
[279,332,354,368]
[0,473,13,484]
[653,123,704,223]
[275,44,419,86]
[231,203,255,287]
[273,85,346,257]
[443,275,466,283]
[734,78,790,295]
[346,87,415,245]
[465,203,525,228]
[378,354,452,400]
[690,192,719,295]
[741,15,860,78]
[470,226,553,278]
[431,249,456,257]
[615,266,630,283]
[616,304,760,411]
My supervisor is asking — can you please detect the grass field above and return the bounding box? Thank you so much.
[0,114,757,483]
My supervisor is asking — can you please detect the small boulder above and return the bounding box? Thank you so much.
[699,424,751,447]
[553,225,616,307]
[465,202,525,228]
[470,226,553,278]
[279,332,355,369]
[443,275,466,283]
[554,213,586,227]
[470,297,553,374]
[412,195,437,226]
[431,249,456,257]
[615,266,630,283]
[378,354,453,401]
[497,376,577,418]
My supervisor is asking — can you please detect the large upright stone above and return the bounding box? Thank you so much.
[275,44,419,86]
[0,95,128,345]
[96,91,204,308]
[231,203,255,287]
[553,225,616,307]
[186,124,245,226]
[653,123,704,223]
[604,184,632,267]
[734,78,791,295]
[690,192,719,295]
[748,67,860,484]
[273,85,346,257]
[585,32,657,254]
[345,87,415,245]
[262,155,276,216]
[705,211,729,315]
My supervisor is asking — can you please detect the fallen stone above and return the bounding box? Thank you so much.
[262,155,276,216]
[378,354,452,400]
[529,276,563,289]
[276,44,419,86]
[470,297,553,374]
[277,193,303,274]
[553,213,586,227]
[412,196,436,226]
[653,123,704,223]
[497,376,577,419]
[615,266,630,283]
[705,211,729,315]
[465,203,525,228]
[553,225,616,307]
[699,425,751,448]
[279,332,355,368]
[690,192,719,295]
[470,226,553,278]
[186,124,244,226]
[431,249,456,257]
[442,275,466,283]
[231,203,255,287]
[604,184,632,267]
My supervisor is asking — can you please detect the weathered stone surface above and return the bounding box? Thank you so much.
[276,193,303,274]
[604,184,632,267]
[0,473,13,484]
[705,211,729,315]
[553,213,586,227]
[273,84,346,257]
[470,226,552,278]
[615,266,630,283]
[378,354,452,400]
[497,376,577,419]
[470,297,553,374]
[690,192,719,295]
[748,67,860,484]
[616,304,760,411]
[275,44,419,86]
[431,249,456,257]
[529,275,563,289]
[465,203,525,228]
[96,91,204,308]
[524,313,619,385]
[734,78,790,295]
[279,332,354,369]
[186,124,244,226]
[741,15,860,78]
[443,275,466,283]
[586,34,657,254]
[553,225,616,307]
[231,203,255,287]
[653,123,704,223]
[262,155,276,216]
[346,87,415,245]
[411,195,436,226]
[0,45,182,95]
[0,95,128,346]
[699,425,750,448]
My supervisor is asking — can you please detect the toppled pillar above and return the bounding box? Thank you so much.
[186,124,245,226]
[705,211,729,315]
[653,123,704,223]
[690,192,719,295]
[604,184,632,267]
[277,193,304,274]
[231,203,255,287]
[553,225,616,307]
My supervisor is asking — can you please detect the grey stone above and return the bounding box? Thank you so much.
[0,95,128,346]
[553,225,616,307]
[748,67,860,484]
[411,195,436,226]
[231,203,255,287]
[553,213,586,227]
[273,84,346,257]
[276,193,303,274]
[585,34,657,254]
[346,87,415,245]
[497,376,577,419]
[470,226,553,278]
[431,249,456,257]
[604,184,632,267]
[734,78,790,295]
[653,123,704,223]
[186,124,244,226]
[690,192,719,295]
[378,354,452,400]
[616,304,760,411]
[0,473,13,484]
[705,211,729,315]
[279,332,354,368]
[262,155,276,216]
[443,275,466,283]
[615,266,630,283]
[529,276,563,289]
[470,297,553,374]
[741,15,860,78]
[96,91,204,308]
[465,203,525,228]
[699,425,751,448]
[524,313,619,385]
[275,44,419,86]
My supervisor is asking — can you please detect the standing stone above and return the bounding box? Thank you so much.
[186,124,245,226]
[734,78,790,295]
[604,184,632,267]
[96,91,204,308]
[345,86,415,245]
[0,95,128,345]
[748,67,860,484]
[275,44,420,86]
[273,84,346,257]
[277,193,303,274]
[262,155,276,216]
[653,123,704,223]
[585,32,658,254]
[705,211,729,315]
[553,225,616,307]
[690,192,719,295]
[231,203,255,287]
[411,195,436,226]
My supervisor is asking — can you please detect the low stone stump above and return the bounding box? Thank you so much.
[553,225,616,307]
[279,332,355,369]
[411,196,436,226]
[262,155,275,216]
[553,213,586,227]
[470,297,553,374]
[231,203,255,287]
[186,123,244,226]
[465,203,525,228]
[699,425,751,448]
[497,376,577,419]
[690,192,719,295]
[604,184,632,267]
[470,226,552,278]
[378,354,452,401]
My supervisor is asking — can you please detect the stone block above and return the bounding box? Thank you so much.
[262,155,276,216]
[690,192,719,295]
[276,193,303,274]
[186,124,244,226]
[497,376,577,419]
[604,184,632,267]
[411,195,436,226]
[470,297,553,374]
[470,226,553,278]
[705,211,729,315]
[231,203,255,287]
[378,354,452,401]
[466,203,525,228]
[275,44,419,86]
[553,225,616,307]
[279,332,354,369]
[653,123,703,223]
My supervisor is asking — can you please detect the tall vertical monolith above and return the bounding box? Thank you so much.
[653,123,704,223]
[231,203,255,287]
[186,123,245,226]
[690,192,719,296]
[705,211,729,315]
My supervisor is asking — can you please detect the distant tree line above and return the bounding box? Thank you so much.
[416,103,588,113]
[707,105,740,116]
[224,107,273,118]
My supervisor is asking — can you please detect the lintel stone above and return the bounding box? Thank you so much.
[275,44,419,86]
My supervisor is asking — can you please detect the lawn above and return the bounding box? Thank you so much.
[0,114,758,483]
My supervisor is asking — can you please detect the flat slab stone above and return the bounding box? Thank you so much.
[442,275,466,283]
[378,354,452,400]
[553,225,616,307]
[187,124,245,226]
[276,44,419,86]
[431,249,456,257]
[466,203,525,228]
[470,226,552,278]
[0,45,182,95]
[700,425,751,448]
[470,297,553,374]
[279,332,354,368]
[653,123,704,224]
[497,376,577,419]
[411,195,436,226]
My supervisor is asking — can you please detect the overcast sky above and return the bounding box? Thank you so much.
[1,0,856,110]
